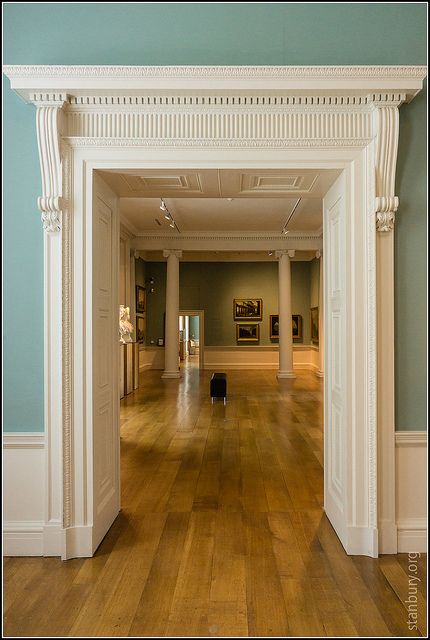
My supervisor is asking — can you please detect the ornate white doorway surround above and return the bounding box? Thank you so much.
[4,65,426,559]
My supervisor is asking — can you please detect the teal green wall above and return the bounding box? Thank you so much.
[189,316,200,341]
[3,3,426,431]
[145,261,312,346]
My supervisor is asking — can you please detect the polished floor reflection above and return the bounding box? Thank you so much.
[3,368,427,637]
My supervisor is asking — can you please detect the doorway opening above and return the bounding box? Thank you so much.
[179,310,204,370]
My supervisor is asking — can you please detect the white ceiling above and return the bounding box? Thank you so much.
[99,168,340,235]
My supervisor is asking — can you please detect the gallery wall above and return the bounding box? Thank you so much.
[3,3,426,431]
[144,261,314,347]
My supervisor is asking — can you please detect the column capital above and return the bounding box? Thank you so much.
[163,249,182,259]
[275,249,295,259]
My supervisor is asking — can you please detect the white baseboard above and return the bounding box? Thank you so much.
[346,525,379,558]
[397,519,427,553]
[3,521,44,556]
[395,431,427,553]
[3,432,45,557]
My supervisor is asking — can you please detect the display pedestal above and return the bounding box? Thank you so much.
[120,342,139,399]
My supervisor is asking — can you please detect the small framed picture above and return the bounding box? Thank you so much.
[236,323,260,342]
[233,298,263,321]
[270,314,279,339]
[310,307,319,344]
[136,315,145,344]
[136,285,146,314]
[292,314,303,341]
[270,314,303,340]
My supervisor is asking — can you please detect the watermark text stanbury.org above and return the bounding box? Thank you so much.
[405,552,421,631]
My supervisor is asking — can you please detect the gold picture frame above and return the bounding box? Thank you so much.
[310,307,319,344]
[270,314,303,340]
[233,298,263,321]
[236,323,260,342]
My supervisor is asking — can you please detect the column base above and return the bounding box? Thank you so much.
[161,371,181,379]
[277,371,296,380]
[316,370,324,378]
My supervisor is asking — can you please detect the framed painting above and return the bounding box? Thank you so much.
[292,314,303,341]
[270,314,279,339]
[136,315,145,344]
[233,298,263,321]
[136,285,146,314]
[310,307,319,344]
[236,323,260,342]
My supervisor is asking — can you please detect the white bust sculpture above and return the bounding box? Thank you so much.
[119,305,134,344]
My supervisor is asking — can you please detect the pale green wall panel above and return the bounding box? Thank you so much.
[144,261,312,347]
[310,258,320,310]
[3,77,44,432]
[3,3,427,431]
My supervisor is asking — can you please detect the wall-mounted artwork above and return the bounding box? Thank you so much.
[236,323,260,342]
[234,298,263,321]
[270,314,303,340]
[270,315,279,339]
[136,315,145,344]
[310,307,319,344]
[136,285,146,314]
[292,314,303,341]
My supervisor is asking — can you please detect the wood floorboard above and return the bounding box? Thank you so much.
[3,364,427,637]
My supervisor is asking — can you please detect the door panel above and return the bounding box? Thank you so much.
[92,175,120,552]
[323,172,348,549]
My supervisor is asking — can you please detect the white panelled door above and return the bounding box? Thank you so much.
[323,172,348,550]
[91,174,120,552]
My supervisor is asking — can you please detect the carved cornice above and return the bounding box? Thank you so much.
[34,96,67,232]
[137,233,320,242]
[3,64,427,79]
[373,104,400,232]
[64,137,372,148]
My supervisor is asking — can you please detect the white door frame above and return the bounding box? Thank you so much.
[179,310,205,370]
[4,65,426,558]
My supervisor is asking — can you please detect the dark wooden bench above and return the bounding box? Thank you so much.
[210,372,227,405]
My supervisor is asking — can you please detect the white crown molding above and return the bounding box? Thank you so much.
[132,231,321,240]
[3,64,427,102]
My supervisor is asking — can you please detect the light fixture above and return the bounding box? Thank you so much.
[268,251,273,256]
[281,197,301,236]
[159,198,180,233]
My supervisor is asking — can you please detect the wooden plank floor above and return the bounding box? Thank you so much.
[3,362,427,637]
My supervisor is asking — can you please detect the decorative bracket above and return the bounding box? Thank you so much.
[373,99,402,232]
[32,93,68,232]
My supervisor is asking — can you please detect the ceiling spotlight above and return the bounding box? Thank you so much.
[164,212,171,220]
[169,220,175,228]
[160,198,167,211]
[227,198,234,202]
[282,228,290,235]
[268,251,273,256]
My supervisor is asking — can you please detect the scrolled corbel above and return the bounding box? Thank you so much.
[375,196,398,232]
[32,93,68,232]
[372,99,402,232]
